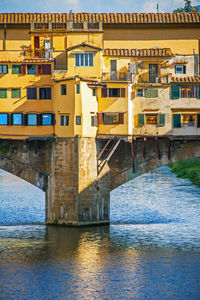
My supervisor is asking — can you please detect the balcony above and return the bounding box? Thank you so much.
[102,72,132,81]
[23,47,53,59]
[137,75,169,85]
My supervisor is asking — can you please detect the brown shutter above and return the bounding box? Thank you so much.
[119,113,124,124]
[120,88,125,97]
[37,65,42,75]
[42,64,51,75]
[34,36,40,49]
[21,64,26,75]
[101,88,108,98]
[98,113,103,124]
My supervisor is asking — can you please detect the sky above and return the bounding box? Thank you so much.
[0,0,199,13]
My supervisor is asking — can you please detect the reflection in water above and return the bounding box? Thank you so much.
[1,167,200,299]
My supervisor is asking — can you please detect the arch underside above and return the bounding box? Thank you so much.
[109,138,200,191]
[0,153,47,191]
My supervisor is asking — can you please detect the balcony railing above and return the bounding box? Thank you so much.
[23,48,53,59]
[102,72,132,81]
[137,76,169,84]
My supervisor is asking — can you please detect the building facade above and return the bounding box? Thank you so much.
[0,12,200,140]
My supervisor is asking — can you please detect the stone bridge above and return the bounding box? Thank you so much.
[0,136,200,226]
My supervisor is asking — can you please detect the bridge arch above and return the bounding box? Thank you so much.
[0,153,48,191]
[109,138,200,191]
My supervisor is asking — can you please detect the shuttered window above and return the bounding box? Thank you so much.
[101,88,126,98]
[27,87,37,100]
[39,87,51,99]
[138,114,145,126]
[12,88,21,98]
[12,113,23,125]
[0,89,7,98]
[0,113,8,125]
[27,114,37,125]
[197,114,200,128]
[27,64,37,75]
[42,114,52,125]
[0,65,8,74]
[144,88,158,98]
[158,114,165,126]
[171,85,180,99]
[12,65,21,74]
[21,64,26,75]
[37,65,42,75]
[119,113,124,124]
[198,86,200,99]
[101,88,108,97]
[42,64,51,75]
[173,114,181,128]
[98,113,103,124]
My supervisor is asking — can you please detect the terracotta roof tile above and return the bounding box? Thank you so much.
[171,77,200,83]
[103,48,173,57]
[0,13,200,24]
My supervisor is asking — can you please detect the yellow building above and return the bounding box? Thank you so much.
[0,12,200,139]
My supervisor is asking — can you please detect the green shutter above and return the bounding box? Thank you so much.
[171,85,180,99]
[197,114,200,128]
[138,113,145,126]
[12,88,21,98]
[0,89,7,98]
[158,114,165,126]
[144,88,158,98]
[12,65,21,74]
[173,114,181,128]
[198,85,200,99]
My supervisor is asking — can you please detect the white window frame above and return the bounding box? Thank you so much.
[75,52,94,67]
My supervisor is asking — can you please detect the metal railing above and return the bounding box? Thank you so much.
[102,72,132,81]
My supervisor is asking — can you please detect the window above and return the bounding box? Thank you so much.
[91,115,97,126]
[60,115,69,126]
[42,114,52,125]
[101,88,126,98]
[173,114,181,128]
[109,88,120,97]
[75,53,94,67]
[61,84,67,95]
[92,89,96,96]
[28,114,37,125]
[175,65,186,74]
[41,64,51,75]
[138,113,165,126]
[182,114,195,127]
[0,114,8,125]
[12,113,22,125]
[146,114,158,125]
[12,88,21,98]
[171,85,200,99]
[137,89,144,97]
[27,64,37,75]
[76,116,81,125]
[0,89,7,98]
[12,65,21,74]
[39,87,51,100]
[0,65,8,74]
[27,87,37,100]
[144,88,158,98]
[101,113,124,125]
[76,84,80,94]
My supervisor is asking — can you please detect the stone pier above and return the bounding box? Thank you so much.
[46,137,110,226]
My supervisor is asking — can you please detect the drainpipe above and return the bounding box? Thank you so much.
[128,83,133,135]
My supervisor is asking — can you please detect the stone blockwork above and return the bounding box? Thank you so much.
[2,136,200,226]
[46,137,110,226]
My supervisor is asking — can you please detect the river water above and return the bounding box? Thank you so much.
[0,167,200,299]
